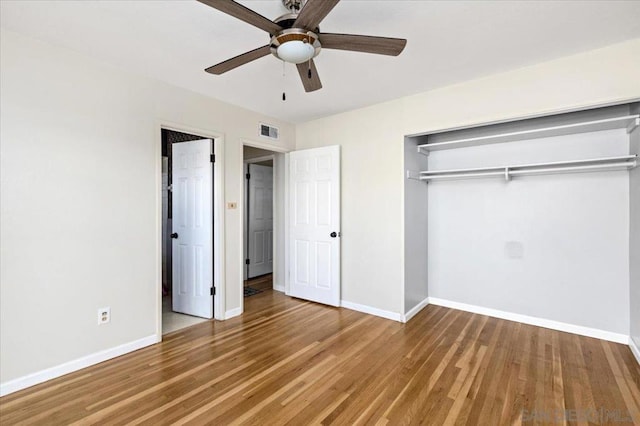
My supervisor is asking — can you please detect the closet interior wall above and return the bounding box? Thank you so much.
[404,137,429,315]
[404,103,638,339]
[630,103,640,352]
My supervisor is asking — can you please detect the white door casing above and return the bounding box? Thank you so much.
[287,145,341,306]
[247,164,274,278]
[171,139,214,319]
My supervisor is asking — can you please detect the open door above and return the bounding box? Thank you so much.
[171,139,214,319]
[247,163,274,278]
[288,145,341,306]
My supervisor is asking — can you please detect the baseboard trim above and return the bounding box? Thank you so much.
[428,298,628,344]
[341,300,402,322]
[225,307,242,320]
[402,297,430,323]
[273,284,285,292]
[630,337,640,365]
[0,334,158,397]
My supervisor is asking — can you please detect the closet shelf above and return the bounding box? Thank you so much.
[417,115,640,153]
[408,154,637,182]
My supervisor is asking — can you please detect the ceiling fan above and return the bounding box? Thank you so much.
[197,0,407,92]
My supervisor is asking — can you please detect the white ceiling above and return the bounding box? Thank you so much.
[2,1,640,123]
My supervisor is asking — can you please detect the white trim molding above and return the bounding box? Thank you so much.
[273,284,285,292]
[0,335,158,397]
[402,297,430,323]
[341,300,402,322]
[225,307,242,320]
[428,298,629,344]
[630,337,640,365]
[244,154,275,164]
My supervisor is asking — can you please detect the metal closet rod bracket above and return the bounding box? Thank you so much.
[406,170,422,181]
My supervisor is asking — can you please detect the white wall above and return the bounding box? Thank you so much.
[427,129,630,334]
[0,29,294,386]
[296,39,640,320]
[273,152,287,292]
[294,101,406,314]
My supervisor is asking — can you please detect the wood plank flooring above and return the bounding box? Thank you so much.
[1,290,639,425]
[244,274,273,292]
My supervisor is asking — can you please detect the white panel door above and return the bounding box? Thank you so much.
[288,145,340,306]
[171,139,213,319]
[247,164,274,278]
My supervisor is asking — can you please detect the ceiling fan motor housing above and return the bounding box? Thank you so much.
[282,0,305,13]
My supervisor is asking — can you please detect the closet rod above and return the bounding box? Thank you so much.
[419,154,637,176]
[508,162,635,176]
[416,156,636,182]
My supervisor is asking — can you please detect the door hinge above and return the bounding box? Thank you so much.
[245,258,250,265]
[210,154,215,163]
[246,173,251,180]
[210,287,215,296]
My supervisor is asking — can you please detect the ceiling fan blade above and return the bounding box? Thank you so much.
[205,45,272,75]
[197,0,282,35]
[320,33,407,56]
[293,0,340,30]
[296,60,322,92]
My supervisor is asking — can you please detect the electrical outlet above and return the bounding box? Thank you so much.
[98,307,110,325]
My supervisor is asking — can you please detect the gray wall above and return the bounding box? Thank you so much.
[404,138,429,314]
[630,104,640,349]
[427,128,630,334]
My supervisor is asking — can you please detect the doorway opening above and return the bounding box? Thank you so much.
[162,128,218,334]
[242,145,283,310]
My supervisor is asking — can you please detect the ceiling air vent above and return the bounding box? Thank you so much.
[260,123,279,140]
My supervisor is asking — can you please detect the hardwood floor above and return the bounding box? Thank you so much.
[244,273,273,292]
[1,290,639,425]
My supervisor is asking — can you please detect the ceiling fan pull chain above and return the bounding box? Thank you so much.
[282,60,286,101]
[307,36,312,80]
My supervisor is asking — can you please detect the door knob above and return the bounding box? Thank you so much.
[171,232,179,239]
[330,232,338,238]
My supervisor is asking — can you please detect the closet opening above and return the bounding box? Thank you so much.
[402,102,639,349]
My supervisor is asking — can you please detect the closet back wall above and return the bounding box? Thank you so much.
[427,129,630,335]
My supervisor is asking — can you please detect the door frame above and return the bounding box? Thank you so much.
[240,139,290,315]
[156,121,226,341]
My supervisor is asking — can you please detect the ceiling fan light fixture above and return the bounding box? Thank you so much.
[277,40,315,64]
[270,29,321,65]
